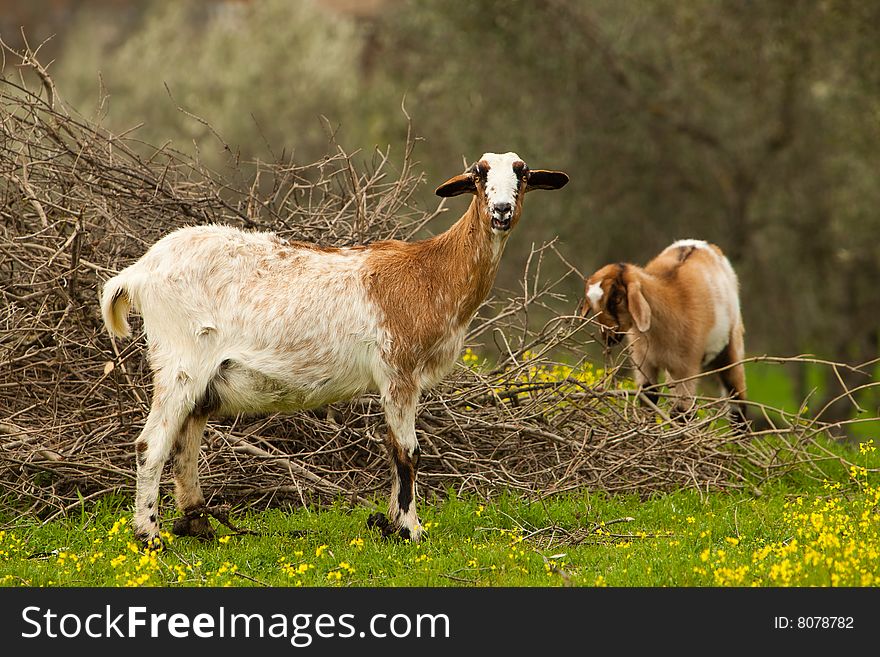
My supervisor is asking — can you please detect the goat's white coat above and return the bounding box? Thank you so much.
[104,226,390,414]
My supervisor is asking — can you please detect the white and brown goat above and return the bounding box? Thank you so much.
[582,239,748,430]
[100,152,568,543]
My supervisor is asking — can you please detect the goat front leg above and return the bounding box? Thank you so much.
[634,362,660,408]
[670,370,699,424]
[369,386,422,541]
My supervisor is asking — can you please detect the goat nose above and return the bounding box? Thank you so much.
[494,202,512,215]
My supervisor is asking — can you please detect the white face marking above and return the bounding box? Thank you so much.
[481,151,522,214]
[586,282,604,309]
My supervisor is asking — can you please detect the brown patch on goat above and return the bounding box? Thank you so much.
[365,198,502,374]
[705,343,744,396]
[134,440,148,467]
[171,414,211,528]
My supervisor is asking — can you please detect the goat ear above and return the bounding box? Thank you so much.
[627,281,651,332]
[435,173,476,197]
[526,170,569,191]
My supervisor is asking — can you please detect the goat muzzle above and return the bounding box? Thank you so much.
[601,325,625,347]
[491,216,511,231]
[491,202,513,231]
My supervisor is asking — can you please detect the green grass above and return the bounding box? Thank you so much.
[745,361,880,441]
[2,437,879,587]
[2,360,877,587]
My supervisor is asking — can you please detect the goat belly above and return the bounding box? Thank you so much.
[203,358,373,415]
[702,321,731,367]
[416,329,468,390]
[700,267,738,367]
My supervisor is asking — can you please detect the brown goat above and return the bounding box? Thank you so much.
[582,239,747,430]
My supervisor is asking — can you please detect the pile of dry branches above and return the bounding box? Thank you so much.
[0,47,860,519]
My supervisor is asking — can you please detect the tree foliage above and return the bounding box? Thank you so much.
[26,0,880,376]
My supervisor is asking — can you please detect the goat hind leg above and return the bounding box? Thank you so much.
[719,355,749,434]
[133,395,190,544]
[171,413,215,539]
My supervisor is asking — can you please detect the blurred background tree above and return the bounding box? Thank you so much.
[2,0,878,420]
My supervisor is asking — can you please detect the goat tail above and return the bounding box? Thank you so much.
[100,272,134,338]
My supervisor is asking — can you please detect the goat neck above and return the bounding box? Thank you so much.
[433,195,509,324]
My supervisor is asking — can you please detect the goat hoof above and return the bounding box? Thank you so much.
[367,512,402,540]
[172,513,215,540]
[729,414,751,435]
[136,534,165,551]
[367,511,393,536]
[367,512,421,542]
[398,525,424,542]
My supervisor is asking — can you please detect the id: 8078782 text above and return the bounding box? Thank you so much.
[774,617,853,630]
